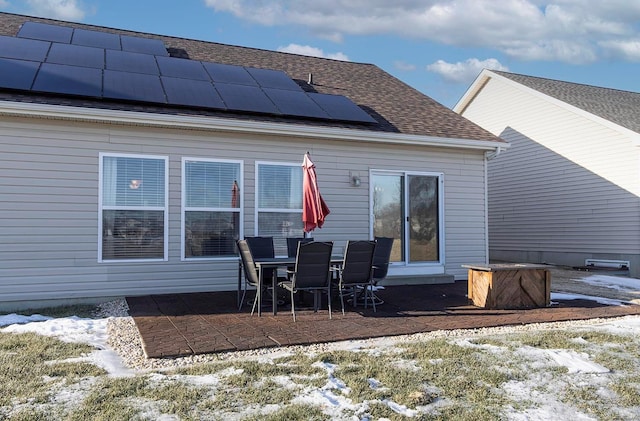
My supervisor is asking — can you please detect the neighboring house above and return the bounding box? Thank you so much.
[0,12,505,311]
[455,69,640,277]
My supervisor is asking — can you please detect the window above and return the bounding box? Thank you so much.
[182,158,242,259]
[99,153,168,261]
[256,162,303,255]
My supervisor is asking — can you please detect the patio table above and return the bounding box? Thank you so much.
[239,256,343,316]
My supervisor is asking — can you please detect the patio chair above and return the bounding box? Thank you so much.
[286,237,314,284]
[243,236,286,308]
[237,239,268,315]
[278,241,334,321]
[370,236,394,305]
[286,237,314,258]
[245,236,275,260]
[336,240,377,314]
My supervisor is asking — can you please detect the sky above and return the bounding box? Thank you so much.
[1,271,640,418]
[0,1,639,109]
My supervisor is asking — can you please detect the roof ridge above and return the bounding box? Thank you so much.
[494,70,640,96]
[0,11,376,66]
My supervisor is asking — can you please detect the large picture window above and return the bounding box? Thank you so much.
[99,153,168,261]
[182,158,242,259]
[256,162,303,255]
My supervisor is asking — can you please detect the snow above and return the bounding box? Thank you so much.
[1,314,134,377]
[1,272,639,419]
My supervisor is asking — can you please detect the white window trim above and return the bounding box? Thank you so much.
[98,152,169,263]
[369,169,446,276]
[254,160,302,237]
[181,157,244,261]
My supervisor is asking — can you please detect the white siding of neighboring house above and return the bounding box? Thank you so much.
[459,76,640,276]
[0,114,488,310]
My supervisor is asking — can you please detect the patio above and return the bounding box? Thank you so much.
[126,281,640,358]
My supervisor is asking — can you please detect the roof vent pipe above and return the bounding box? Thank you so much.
[308,73,313,85]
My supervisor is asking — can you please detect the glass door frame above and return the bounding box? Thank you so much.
[369,169,445,275]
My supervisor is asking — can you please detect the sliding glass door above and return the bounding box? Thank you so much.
[371,171,443,265]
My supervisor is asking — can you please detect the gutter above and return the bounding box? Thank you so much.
[485,146,505,160]
[0,100,506,151]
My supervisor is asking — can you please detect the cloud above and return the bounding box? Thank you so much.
[599,39,640,61]
[394,61,416,71]
[277,43,349,61]
[0,1,9,8]
[203,0,640,64]
[24,0,86,20]
[427,58,509,84]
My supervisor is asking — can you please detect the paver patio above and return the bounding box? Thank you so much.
[126,281,640,358]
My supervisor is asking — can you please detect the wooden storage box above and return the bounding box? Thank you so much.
[462,263,551,309]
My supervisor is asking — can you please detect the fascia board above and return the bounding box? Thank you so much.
[0,100,506,151]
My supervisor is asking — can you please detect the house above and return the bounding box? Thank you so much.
[0,12,506,311]
[454,69,640,277]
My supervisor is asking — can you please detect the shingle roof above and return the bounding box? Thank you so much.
[0,12,503,143]
[494,70,640,134]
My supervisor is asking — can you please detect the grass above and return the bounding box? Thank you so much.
[2,303,640,419]
[3,303,99,319]
[0,331,105,407]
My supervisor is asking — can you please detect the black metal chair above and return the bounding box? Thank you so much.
[237,239,265,315]
[286,237,314,283]
[243,236,287,309]
[278,241,334,321]
[336,240,377,314]
[371,236,394,305]
[245,236,275,260]
[286,237,314,258]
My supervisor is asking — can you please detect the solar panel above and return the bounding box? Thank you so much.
[106,49,159,75]
[72,28,121,50]
[120,35,168,56]
[263,88,330,119]
[104,70,166,103]
[203,62,257,86]
[4,21,377,125]
[33,63,102,97]
[46,43,105,69]
[0,35,50,62]
[215,83,279,114]
[17,21,73,44]
[245,67,302,91]
[156,56,209,80]
[161,76,226,109]
[308,92,377,123]
[0,58,39,90]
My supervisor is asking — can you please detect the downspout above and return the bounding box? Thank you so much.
[484,146,504,264]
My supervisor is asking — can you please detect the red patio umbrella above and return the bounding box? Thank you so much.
[302,152,330,233]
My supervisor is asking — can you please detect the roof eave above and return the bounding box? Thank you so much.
[452,69,493,114]
[0,100,507,151]
[456,70,640,147]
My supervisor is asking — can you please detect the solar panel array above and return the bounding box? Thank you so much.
[0,21,376,124]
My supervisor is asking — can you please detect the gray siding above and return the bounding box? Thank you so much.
[460,76,640,275]
[0,116,487,309]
